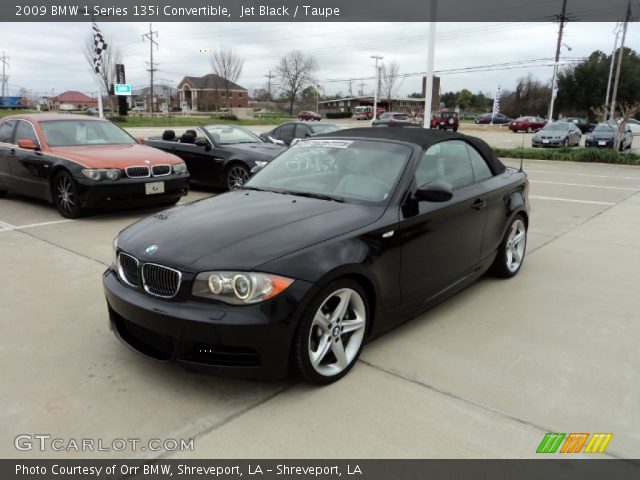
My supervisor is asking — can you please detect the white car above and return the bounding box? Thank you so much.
[626,118,640,136]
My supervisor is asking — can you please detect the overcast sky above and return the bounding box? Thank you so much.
[0,22,637,99]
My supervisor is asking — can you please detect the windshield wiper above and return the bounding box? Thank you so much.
[280,191,346,203]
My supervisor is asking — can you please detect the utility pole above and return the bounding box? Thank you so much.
[142,24,158,116]
[609,0,631,124]
[610,0,631,151]
[604,23,622,119]
[371,55,383,123]
[547,0,568,122]
[264,70,275,111]
[423,0,438,128]
[348,79,353,97]
[0,52,9,98]
[359,80,365,97]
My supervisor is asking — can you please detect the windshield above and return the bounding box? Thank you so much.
[40,120,135,146]
[310,124,340,134]
[245,139,412,205]
[594,123,615,132]
[542,123,570,131]
[354,107,369,113]
[203,125,262,144]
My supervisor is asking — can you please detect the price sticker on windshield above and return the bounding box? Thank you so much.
[293,140,354,149]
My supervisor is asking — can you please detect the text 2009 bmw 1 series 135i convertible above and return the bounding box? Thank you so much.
[103,128,529,384]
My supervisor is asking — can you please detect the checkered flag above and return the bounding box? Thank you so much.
[92,23,108,74]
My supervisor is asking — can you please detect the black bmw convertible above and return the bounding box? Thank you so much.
[104,128,529,384]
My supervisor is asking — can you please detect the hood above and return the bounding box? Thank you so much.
[224,142,286,161]
[118,190,382,272]
[590,131,615,139]
[47,144,182,169]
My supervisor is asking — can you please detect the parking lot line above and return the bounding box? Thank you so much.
[0,218,74,232]
[526,169,640,181]
[531,180,639,191]
[530,195,615,206]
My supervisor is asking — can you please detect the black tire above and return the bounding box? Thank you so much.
[563,138,569,148]
[225,163,250,190]
[491,214,527,278]
[294,278,369,385]
[0,188,7,198]
[453,127,458,132]
[52,171,84,219]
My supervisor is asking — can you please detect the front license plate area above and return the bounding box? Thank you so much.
[145,182,165,195]
[598,141,606,146]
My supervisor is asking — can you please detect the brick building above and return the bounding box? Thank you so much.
[177,74,248,111]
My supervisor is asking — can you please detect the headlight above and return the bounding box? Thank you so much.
[254,160,268,168]
[173,162,188,175]
[192,271,294,305]
[81,169,121,181]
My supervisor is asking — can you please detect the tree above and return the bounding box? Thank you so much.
[556,48,640,120]
[210,47,245,109]
[276,50,317,114]
[408,92,423,99]
[499,75,550,118]
[251,88,270,102]
[380,61,402,103]
[83,32,122,109]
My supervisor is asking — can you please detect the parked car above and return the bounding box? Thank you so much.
[475,113,512,125]
[352,106,385,120]
[564,117,595,134]
[144,125,285,190]
[104,127,529,384]
[372,112,417,126]
[298,111,321,121]
[585,122,633,150]
[260,122,340,146]
[532,122,582,148]
[430,110,459,132]
[509,116,546,133]
[0,114,189,218]
[626,118,640,136]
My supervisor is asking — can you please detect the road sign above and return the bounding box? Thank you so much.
[114,84,132,96]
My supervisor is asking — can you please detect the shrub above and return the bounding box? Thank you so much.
[493,147,640,165]
[325,112,352,119]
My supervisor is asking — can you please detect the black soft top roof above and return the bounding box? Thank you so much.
[317,127,506,175]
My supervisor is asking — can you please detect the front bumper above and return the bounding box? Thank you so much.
[585,139,614,149]
[76,176,189,210]
[532,138,565,148]
[103,269,316,379]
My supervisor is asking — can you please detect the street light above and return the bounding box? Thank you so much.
[371,55,383,124]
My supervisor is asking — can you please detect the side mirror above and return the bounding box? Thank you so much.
[18,139,38,150]
[290,138,301,146]
[415,182,453,202]
[136,137,144,145]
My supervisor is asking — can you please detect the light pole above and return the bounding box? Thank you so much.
[423,0,438,128]
[371,55,383,123]
[605,25,622,120]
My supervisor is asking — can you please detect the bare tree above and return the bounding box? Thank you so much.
[83,33,122,110]
[592,102,640,150]
[380,61,403,103]
[210,47,244,109]
[276,50,317,115]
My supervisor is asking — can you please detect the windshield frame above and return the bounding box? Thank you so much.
[201,124,263,146]
[245,137,416,207]
[39,119,136,147]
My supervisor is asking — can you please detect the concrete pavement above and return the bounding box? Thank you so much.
[1,159,639,459]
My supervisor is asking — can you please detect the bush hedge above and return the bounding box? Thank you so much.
[325,112,352,119]
[494,147,640,166]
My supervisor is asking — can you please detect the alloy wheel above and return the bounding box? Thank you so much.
[505,219,526,273]
[227,166,249,190]
[308,288,366,377]
[56,175,76,216]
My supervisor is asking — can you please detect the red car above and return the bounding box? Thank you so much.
[0,114,189,218]
[509,116,546,133]
[298,111,321,121]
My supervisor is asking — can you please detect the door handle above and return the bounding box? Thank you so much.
[471,199,486,210]
[9,149,16,155]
